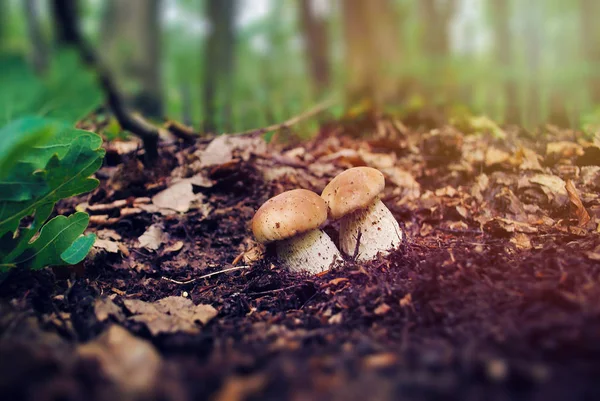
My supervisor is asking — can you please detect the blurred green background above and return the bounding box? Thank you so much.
[2,0,599,134]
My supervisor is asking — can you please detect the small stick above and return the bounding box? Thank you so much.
[226,97,336,137]
[161,265,250,285]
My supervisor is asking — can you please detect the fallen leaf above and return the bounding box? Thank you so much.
[586,252,600,261]
[485,147,511,167]
[420,223,433,236]
[123,296,217,335]
[515,147,543,171]
[94,297,125,323]
[565,180,591,227]
[94,239,120,253]
[527,174,569,206]
[137,224,167,251]
[78,325,161,396]
[510,233,532,250]
[196,135,266,167]
[163,241,184,254]
[152,180,196,213]
[374,303,391,315]
[485,218,538,235]
[399,293,412,308]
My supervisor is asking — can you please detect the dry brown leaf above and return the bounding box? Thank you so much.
[586,252,600,261]
[196,135,267,167]
[528,174,569,205]
[78,325,161,396]
[399,293,412,308]
[94,298,125,323]
[137,224,167,251]
[515,147,543,171]
[374,303,391,315]
[510,233,532,250]
[565,180,591,227]
[163,241,184,254]
[485,147,511,167]
[123,296,217,335]
[152,181,196,213]
[486,218,538,235]
[94,239,120,253]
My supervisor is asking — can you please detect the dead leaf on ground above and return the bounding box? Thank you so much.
[485,147,511,167]
[94,297,125,323]
[525,174,569,206]
[510,233,532,250]
[123,296,218,335]
[485,217,538,235]
[94,239,120,253]
[152,180,197,213]
[195,134,267,168]
[163,241,184,254]
[137,224,168,251]
[78,325,161,396]
[565,180,591,227]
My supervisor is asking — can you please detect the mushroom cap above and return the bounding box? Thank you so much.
[252,189,328,243]
[321,167,385,219]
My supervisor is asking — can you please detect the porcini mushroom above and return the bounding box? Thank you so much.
[321,167,403,261]
[252,189,342,274]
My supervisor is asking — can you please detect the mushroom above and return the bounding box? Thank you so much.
[321,167,403,261]
[252,189,342,274]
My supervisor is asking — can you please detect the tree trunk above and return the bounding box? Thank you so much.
[418,0,455,100]
[51,0,80,46]
[298,0,330,97]
[100,0,163,117]
[203,0,236,133]
[341,0,401,107]
[581,0,600,104]
[24,0,48,74]
[523,3,542,127]
[492,0,519,123]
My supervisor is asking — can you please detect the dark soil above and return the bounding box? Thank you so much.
[1,117,599,401]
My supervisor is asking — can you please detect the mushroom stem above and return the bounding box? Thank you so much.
[339,197,402,261]
[276,229,342,274]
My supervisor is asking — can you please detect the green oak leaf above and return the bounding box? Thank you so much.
[61,233,96,264]
[5,212,90,270]
[0,132,105,238]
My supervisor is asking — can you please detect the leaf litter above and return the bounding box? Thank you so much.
[1,113,600,400]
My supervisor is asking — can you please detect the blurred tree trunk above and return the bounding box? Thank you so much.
[581,0,600,104]
[523,3,541,127]
[418,0,455,101]
[100,0,163,117]
[299,0,330,97]
[51,0,80,46]
[341,0,402,107]
[203,0,236,133]
[180,84,192,126]
[492,0,518,123]
[24,0,48,74]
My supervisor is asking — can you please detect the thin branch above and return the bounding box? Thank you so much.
[226,97,337,136]
[50,0,160,163]
[161,265,250,285]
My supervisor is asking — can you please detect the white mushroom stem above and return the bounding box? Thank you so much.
[339,197,403,261]
[275,229,342,274]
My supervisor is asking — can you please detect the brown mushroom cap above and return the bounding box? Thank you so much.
[252,189,328,243]
[321,167,385,219]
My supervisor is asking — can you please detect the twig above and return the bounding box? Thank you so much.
[226,97,337,136]
[164,120,197,143]
[50,0,160,163]
[248,284,302,296]
[161,265,250,285]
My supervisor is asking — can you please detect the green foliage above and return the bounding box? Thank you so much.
[0,51,103,126]
[0,52,104,272]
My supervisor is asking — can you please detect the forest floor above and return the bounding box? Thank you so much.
[1,112,600,401]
